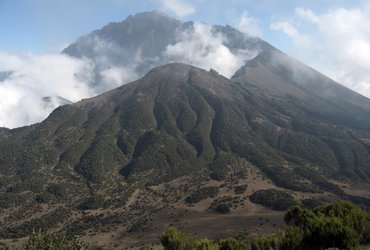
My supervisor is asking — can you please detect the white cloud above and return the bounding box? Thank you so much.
[164,22,258,78]
[160,0,195,17]
[0,52,95,128]
[238,11,262,37]
[295,8,319,23]
[100,66,138,88]
[270,21,310,45]
[271,21,298,39]
[271,6,370,98]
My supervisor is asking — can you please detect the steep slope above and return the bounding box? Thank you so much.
[232,48,370,110]
[231,49,370,180]
[1,64,370,249]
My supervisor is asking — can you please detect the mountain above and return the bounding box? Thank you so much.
[1,11,370,249]
[62,11,270,92]
[1,62,370,248]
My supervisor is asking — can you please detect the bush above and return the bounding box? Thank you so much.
[284,200,370,249]
[160,227,249,250]
[234,185,247,194]
[24,230,87,250]
[185,186,219,203]
[219,237,248,250]
[160,227,197,250]
[249,189,296,211]
[251,235,281,250]
[215,203,231,214]
[77,196,104,210]
[197,239,219,250]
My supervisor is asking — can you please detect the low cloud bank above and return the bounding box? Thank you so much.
[0,52,95,128]
[164,22,258,78]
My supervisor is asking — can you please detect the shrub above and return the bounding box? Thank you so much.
[24,230,87,250]
[284,200,370,249]
[77,196,104,210]
[160,227,248,250]
[234,185,247,194]
[215,203,231,214]
[249,189,296,211]
[250,235,281,250]
[197,239,219,250]
[160,227,197,250]
[185,186,219,203]
[219,237,248,250]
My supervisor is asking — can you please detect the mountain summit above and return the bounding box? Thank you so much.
[62,11,268,92]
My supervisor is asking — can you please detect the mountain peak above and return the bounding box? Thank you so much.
[126,10,176,22]
[62,12,267,94]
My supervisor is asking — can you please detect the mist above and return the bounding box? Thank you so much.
[0,52,95,128]
[163,22,258,78]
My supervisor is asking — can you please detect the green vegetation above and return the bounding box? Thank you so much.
[0,192,30,209]
[208,152,237,181]
[77,196,104,210]
[24,230,87,250]
[185,186,219,203]
[282,200,370,249]
[160,227,198,250]
[1,208,71,238]
[234,185,247,194]
[0,230,87,250]
[160,200,370,250]
[277,133,338,170]
[209,196,243,214]
[160,227,249,250]
[249,189,296,211]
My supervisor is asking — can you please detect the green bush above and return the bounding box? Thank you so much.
[219,237,248,250]
[249,189,296,211]
[160,227,197,250]
[197,239,219,250]
[234,185,247,194]
[77,196,104,210]
[185,186,219,203]
[215,203,231,214]
[160,227,248,250]
[251,234,282,250]
[24,230,87,250]
[284,200,370,249]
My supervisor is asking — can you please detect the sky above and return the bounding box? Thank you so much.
[1,0,370,127]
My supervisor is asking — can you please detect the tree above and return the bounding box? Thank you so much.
[160,227,197,250]
[219,237,248,250]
